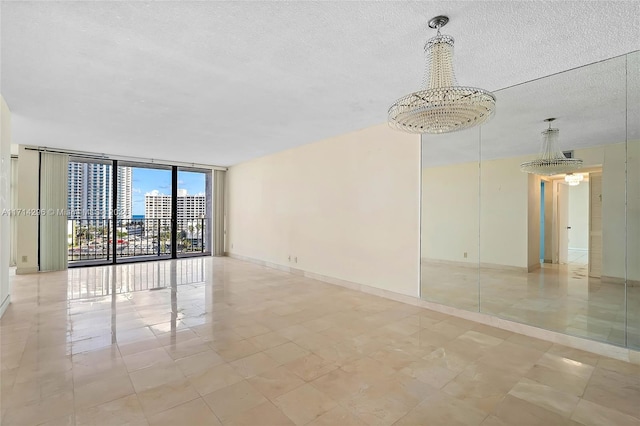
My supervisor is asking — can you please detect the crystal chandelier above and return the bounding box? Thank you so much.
[564,173,584,186]
[520,118,583,175]
[388,16,496,134]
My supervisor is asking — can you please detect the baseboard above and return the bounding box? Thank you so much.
[228,253,639,365]
[228,253,418,302]
[0,294,10,318]
[601,276,640,287]
[422,258,529,273]
[421,258,478,269]
[600,275,640,286]
[16,266,38,275]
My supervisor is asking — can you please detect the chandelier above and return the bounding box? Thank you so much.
[388,16,496,134]
[520,118,583,175]
[565,173,584,186]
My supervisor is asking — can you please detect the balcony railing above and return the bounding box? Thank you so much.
[68,218,208,263]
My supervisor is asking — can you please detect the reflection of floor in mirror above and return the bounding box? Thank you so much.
[567,249,588,265]
[421,262,640,348]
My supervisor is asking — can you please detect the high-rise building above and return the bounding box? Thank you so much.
[117,167,132,220]
[67,162,84,216]
[145,189,205,227]
[67,162,132,220]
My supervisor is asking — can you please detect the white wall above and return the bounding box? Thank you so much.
[16,145,39,274]
[568,181,589,250]
[1,96,12,316]
[227,123,421,297]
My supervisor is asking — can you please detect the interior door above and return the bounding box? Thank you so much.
[557,182,569,264]
[589,172,603,277]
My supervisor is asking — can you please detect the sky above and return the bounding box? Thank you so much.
[131,168,206,216]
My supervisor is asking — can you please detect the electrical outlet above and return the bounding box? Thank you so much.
[464,252,468,258]
[294,257,298,263]
[288,255,291,261]
[231,243,234,249]
[21,255,28,263]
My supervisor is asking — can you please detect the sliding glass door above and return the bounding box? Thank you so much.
[176,167,212,257]
[67,158,114,264]
[118,162,172,261]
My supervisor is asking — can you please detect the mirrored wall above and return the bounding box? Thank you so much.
[420,51,639,350]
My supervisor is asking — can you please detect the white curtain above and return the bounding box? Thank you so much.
[40,152,69,271]
[213,170,225,256]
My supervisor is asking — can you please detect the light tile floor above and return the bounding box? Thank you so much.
[567,249,589,266]
[2,257,639,425]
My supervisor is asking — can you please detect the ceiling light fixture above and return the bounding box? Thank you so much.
[564,173,584,186]
[520,118,583,175]
[388,15,496,134]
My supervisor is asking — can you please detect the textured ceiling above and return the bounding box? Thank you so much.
[2,1,639,166]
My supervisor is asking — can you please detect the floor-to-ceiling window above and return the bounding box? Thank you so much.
[67,158,212,266]
[176,167,212,257]
[119,162,172,261]
[67,158,114,263]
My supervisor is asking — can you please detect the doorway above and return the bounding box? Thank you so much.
[566,180,590,265]
[552,174,594,267]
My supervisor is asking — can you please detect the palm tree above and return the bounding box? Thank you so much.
[188,225,195,251]
[195,222,203,250]
[160,226,171,254]
[76,226,87,247]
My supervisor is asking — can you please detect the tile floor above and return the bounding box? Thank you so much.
[1,257,639,425]
[567,249,589,266]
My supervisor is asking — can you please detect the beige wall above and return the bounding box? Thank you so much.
[598,144,626,280]
[1,96,12,315]
[479,157,530,268]
[543,177,554,262]
[422,162,479,264]
[422,155,530,270]
[16,146,39,274]
[227,123,421,297]
[629,139,640,282]
[527,174,541,271]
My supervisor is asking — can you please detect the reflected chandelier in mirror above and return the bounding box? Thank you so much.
[520,118,584,175]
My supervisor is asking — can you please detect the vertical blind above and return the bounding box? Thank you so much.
[40,152,69,271]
